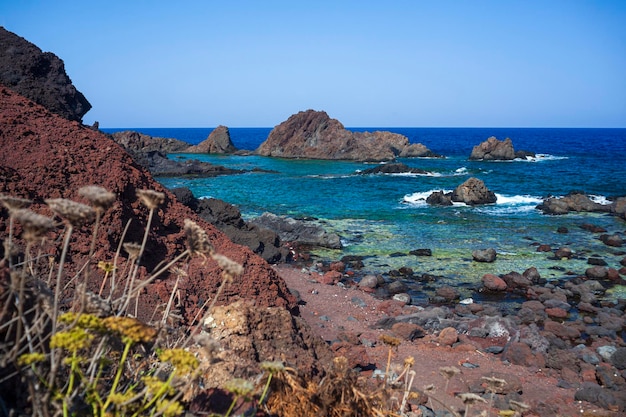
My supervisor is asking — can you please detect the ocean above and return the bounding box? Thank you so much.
[103,127,626,304]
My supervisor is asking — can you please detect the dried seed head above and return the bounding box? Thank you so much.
[13,209,55,242]
[97,261,116,273]
[0,195,32,211]
[136,189,165,210]
[439,366,461,380]
[123,242,142,259]
[404,356,415,368]
[457,392,487,405]
[223,378,254,397]
[78,185,116,211]
[481,376,507,392]
[509,400,531,412]
[260,360,285,374]
[46,198,95,227]
[211,253,244,277]
[169,266,188,277]
[183,219,213,255]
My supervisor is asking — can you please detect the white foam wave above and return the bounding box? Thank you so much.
[402,190,453,206]
[589,195,611,205]
[518,153,568,162]
[494,193,543,205]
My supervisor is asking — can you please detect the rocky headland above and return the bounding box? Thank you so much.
[110,130,245,177]
[255,109,442,161]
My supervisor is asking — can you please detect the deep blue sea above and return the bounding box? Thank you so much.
[103,127,626,303]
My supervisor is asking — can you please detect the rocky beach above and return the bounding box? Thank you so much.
[1,26,626,417]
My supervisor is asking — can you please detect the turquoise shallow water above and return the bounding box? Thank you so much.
[104,127,626,303]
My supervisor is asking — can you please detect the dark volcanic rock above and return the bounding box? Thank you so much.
[469,137,516,160]
[358,163,429,175]
[451,177,497,205]
[426,190,453,206]
[537,192,613,215]
[473,248,497,263]
[0,27,91,122]
[256,110,440,161]
[110,131,243,177]
[185,125,238,154]
[250,212,342,249]
[111,130,190,154]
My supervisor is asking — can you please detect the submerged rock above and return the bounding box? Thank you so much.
[357,163,429,175]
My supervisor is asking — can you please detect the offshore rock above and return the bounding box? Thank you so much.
[451,177,497,205]
[357,163,429,175]
[185,125,238,154]
[111,130,190,154]
[469,136,535,161]
[537,192,613,215]
[469,136,516,160]
[256,109,440,161]
[0,27,91,122]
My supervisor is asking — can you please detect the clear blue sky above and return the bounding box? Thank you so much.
[2,1,625,127]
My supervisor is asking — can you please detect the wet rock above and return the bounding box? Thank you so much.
[473,248,497,263]
[588,257,608,266]
[600,233,623,247]
[425,190,453,206]
[481,274,507,291]
[523,266,542,283]
[435,285,459,302]
[545,307,568,319]
[554,247,573,259]
[452,177,497,205]
[537,192,613,215]
[586,266,608,280]
[386,280,408,295]
[536,244,552,252]
[580,223,607,233]
[501,271,532,289]
[357,163,429,175]
[410,248,432,256]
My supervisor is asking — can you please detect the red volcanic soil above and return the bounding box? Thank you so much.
[0,84,296,324]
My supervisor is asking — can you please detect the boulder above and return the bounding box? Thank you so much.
[0,27,91,122]
[537,192,612,215]
[255,110,440,161]
[473,248,497,263]
[426,190,453,206]
[469,137,516,160]
[481,274,507,291]
[185,125,238,154]
[250,212,342,249]
[451,177,497,205]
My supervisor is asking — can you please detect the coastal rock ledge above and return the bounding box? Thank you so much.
[255,109,440,161]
